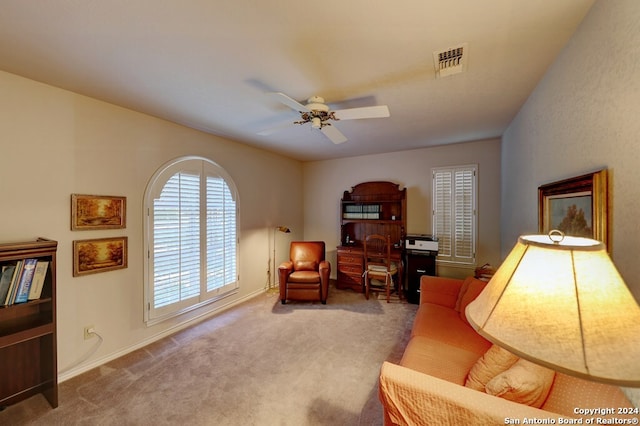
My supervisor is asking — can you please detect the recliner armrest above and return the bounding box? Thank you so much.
[319,260,330,273]
[278,261,294,273]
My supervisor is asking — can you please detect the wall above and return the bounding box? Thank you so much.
[0,70,303,380]
[501,0,640,406]
[303,138,502,279]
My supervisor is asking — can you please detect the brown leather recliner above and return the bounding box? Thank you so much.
[278,241,330,304]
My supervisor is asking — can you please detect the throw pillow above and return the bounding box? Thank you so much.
[485,358,555,408]
[457,278,487,325]
[465,344,519,391]
[454,276,476,311]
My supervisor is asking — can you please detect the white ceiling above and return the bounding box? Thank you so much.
[0,1,595,161]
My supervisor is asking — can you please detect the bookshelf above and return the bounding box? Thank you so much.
[0,238,58,409]
[337,182,406,292]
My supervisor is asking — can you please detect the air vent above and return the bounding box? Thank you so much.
[433,43,468,78]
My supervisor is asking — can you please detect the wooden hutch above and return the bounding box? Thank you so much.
[336,181,406,292]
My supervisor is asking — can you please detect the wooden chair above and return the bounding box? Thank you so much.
[363,234,399,303]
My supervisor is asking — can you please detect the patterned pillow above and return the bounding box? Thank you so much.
[485,358,555,408]
[465,344,519,391]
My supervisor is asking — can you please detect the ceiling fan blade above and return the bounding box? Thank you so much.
[268,92,309,112]
[257,121,295,136]
[332,105,390,120]
[321,125,348,144]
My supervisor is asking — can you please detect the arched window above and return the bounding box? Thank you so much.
[144,156,238,325]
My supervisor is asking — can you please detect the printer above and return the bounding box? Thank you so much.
[405,234,438,253]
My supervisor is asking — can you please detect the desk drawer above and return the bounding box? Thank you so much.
[337,254,363,266]
[338,271,363,287]
[338,264,363,275]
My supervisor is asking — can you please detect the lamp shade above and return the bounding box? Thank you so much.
[466,233,640,387]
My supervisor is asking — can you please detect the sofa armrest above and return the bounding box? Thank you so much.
[419,276,464,308]
[379,362,567,426]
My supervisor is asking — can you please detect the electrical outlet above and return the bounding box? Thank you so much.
[84,325,95,340]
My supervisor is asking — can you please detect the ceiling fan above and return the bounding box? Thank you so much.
[259,92,390,144]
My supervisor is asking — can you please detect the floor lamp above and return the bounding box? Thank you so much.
[269,226,291,291]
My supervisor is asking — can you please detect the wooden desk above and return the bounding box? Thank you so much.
[336,245,403,293]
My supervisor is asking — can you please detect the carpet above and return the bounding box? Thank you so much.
[0,284,417,425]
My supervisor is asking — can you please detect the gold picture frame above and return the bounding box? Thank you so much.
[71,194,126,230]
[538,169,608,246]
[73,236,128,277]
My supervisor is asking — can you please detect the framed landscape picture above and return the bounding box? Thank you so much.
[538,169,608,246]
[73,236,128,277]
[71,194,126,230]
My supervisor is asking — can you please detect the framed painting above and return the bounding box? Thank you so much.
[71,194,126,230]
[73,236,128,277]
[538,169,608,246]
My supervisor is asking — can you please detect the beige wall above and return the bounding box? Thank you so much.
[0,70,304,380]
[501,0,640,405]
[303,138,502,279]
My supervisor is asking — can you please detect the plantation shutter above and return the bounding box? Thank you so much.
[432,165,477,265]
[145,157,239,324]
[433,170,453,258]
[153,172,200,308]
[453,169,474,262]
[206,175,237,294]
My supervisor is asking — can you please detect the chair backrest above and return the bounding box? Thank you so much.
[289,241,325,271]
[363,234,392,271]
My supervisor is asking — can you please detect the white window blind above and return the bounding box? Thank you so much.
[144,157,238,324]
[432,165,477,265]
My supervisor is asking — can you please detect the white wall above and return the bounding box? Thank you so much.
[501,0,640,405]
[303,138,502,279]
[0,70,303,379]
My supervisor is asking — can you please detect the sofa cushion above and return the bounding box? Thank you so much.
[485,358,555,408]
[421,276,463,308]
[465,344,519,391]
[457,278,487,325]
[411,303,491,355]
[400,336,481,385]
[287,270,320,283]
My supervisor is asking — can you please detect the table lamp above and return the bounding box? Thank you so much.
[466,231,640,386]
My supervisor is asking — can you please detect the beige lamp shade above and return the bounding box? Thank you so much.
[466,233,640,387]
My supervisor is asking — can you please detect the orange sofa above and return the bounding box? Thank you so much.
[379,275,634,425]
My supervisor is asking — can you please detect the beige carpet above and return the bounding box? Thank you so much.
[0,284,417,426]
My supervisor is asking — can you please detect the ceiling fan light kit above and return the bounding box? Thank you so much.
[261,92,390,144]
[310,116,322,129]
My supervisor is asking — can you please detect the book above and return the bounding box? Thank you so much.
[4,260,24,305]
[13,258,38,304]
[28,261,49,300]
[0,264,17,306]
